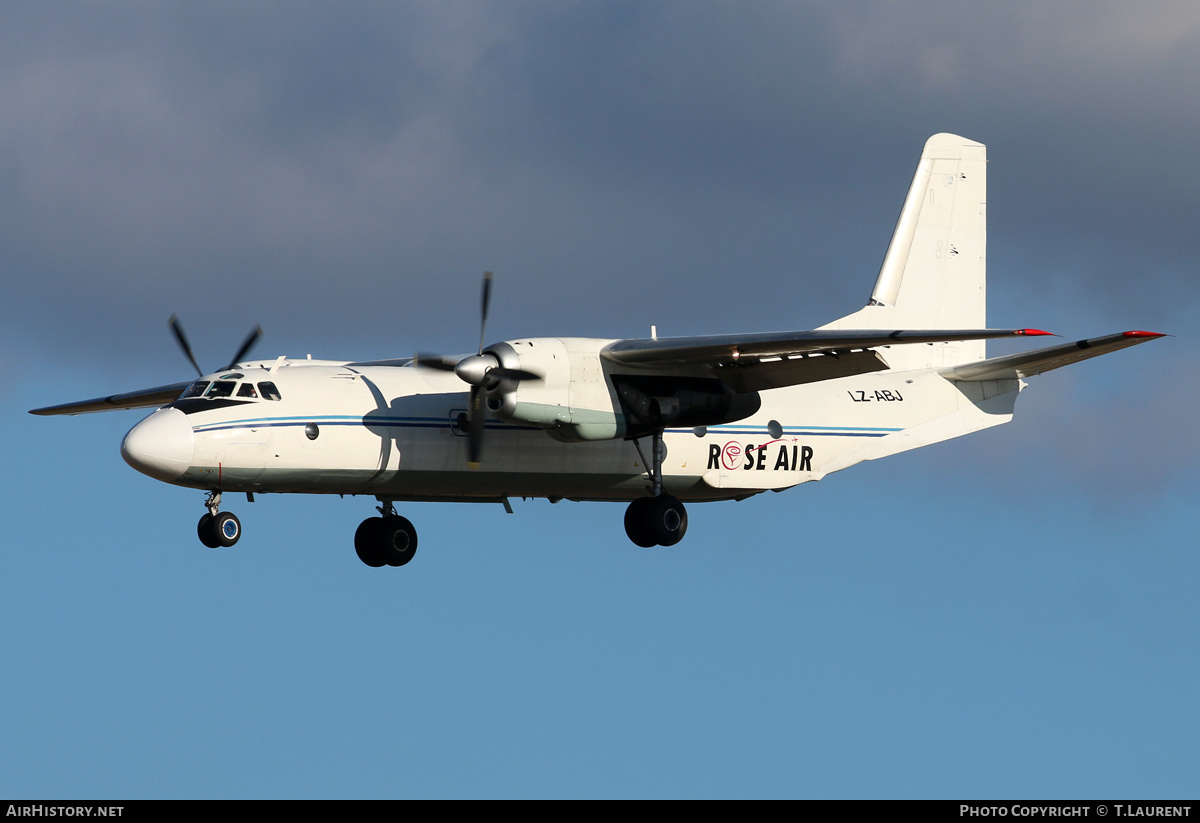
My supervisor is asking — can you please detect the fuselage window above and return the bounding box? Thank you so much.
[181,381,210,399]
[206,381,236,398]
[258,382,282,401]
[236,383,258,398]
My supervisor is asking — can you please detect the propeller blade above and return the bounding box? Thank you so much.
[419,271,521,467]
[169,315,204,377]
[220,325,263,371]
[478,271,493,356]
[412,353,461,372]
[467,384,487,467]
[490,367,541,382]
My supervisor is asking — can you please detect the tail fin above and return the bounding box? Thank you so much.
[820,133,988,369]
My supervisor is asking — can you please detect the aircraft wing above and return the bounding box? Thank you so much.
[602,328,1051,392]
[345,358,415,368]
[29,381,192,416]
[941,331,1166,382]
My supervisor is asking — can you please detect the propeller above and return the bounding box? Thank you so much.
[169,315,204,377]
[221,325,264,372]
[413,272,540,466]
[169,315,263,376]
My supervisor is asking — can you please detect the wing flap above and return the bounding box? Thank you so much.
[29,382,191,416]
[602,328,1050,390]
[942,331,1166,382]
[602,328,1048,366]
[711,349,890,392]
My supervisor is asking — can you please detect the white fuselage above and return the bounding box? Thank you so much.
[120,343,1021,505]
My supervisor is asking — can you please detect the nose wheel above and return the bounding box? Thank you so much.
[197,491,241,548]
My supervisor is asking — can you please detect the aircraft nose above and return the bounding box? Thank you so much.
[121,408,195,482]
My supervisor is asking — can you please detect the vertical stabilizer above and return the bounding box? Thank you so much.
[820,133,988,369]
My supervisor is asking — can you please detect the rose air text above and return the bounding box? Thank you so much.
[32,134,1164,568]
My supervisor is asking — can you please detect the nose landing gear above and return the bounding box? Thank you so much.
[197,491,241,548]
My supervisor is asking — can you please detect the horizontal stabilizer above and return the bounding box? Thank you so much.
[941,331,1165,382]
[29,381,191,416]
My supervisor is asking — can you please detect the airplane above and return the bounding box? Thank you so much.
[31,133,1165,568]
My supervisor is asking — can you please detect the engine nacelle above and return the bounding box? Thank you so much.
[485,338,623,442]
[611,375,761,439]
[483,338,760,442]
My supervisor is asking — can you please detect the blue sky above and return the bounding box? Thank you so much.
[2,1,1198,798]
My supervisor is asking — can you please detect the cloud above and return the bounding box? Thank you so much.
[1,2,1195,376]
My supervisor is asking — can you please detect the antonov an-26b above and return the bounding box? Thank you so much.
[32,134,1164,567]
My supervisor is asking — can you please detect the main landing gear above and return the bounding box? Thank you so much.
[623,429,688,548]
[624,494,688,547]
[354,501,418,568]
[197,491,241,548]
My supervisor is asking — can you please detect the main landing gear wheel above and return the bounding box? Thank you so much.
[355,515,419,568]
[197,511,241,548]
[624,428,688,548]
[624,495,688,548]
[624,498,657,548]
[197,513,220,549]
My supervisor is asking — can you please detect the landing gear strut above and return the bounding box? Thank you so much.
[355,501,418,567]
[197,491,241,548]
[624,429,688,547]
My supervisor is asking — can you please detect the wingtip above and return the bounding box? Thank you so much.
[1017,328,1056,337]
[1122,330,1168,338]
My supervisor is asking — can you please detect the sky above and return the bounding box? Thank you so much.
[2,1,1198,799]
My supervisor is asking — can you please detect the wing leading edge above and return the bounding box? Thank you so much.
[29,382,192,416]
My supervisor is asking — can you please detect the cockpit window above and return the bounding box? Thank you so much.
[236,383,258,398]
[181,381,210,399]
[258,382,281,401]
[206,381,236,398]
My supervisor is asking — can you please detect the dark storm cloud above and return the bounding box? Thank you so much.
[3,3,1195,375]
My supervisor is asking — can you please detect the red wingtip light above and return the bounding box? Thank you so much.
[1122,330,1166,338]
[1017,328,1054,336]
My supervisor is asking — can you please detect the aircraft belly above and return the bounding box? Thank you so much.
[240,421,648,497]
[242,420,722,500]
